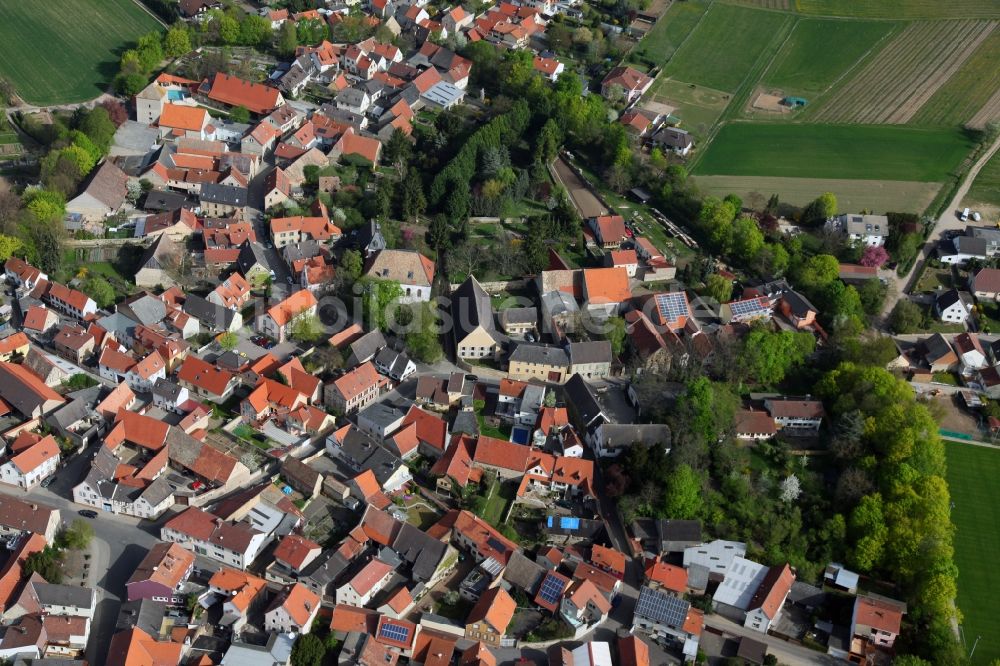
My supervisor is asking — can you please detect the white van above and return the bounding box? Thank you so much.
[961,207,970,221]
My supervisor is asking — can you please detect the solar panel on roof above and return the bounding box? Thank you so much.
[379,622,411,643]
[728,298,770,321]
[538,574,566,604]
[487,536,508,553]
[635,586,690,628]
[656,292,688,323]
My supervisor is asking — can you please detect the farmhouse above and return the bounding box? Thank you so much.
[204,72,285,115]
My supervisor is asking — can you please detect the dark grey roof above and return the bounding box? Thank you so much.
[34,582,95,610]
[781,290,818,318]
[563,374,606,430]
[451,276,497,343]
[119,294,167,325]
[499,307,537,327]
[338,426,405,487]
[199,183,248,207]
[182,294,237,331]
[450,410,478,436]
[301,550,351,593]
[391,522,448,582]
[356,220,387,255]
[509,343,568,367]
[954,235,988,256]
[348,330,387,365]
[653,127,693,150]
[238,241,279,274]
[375,347,411,378]
[501,550,546,595]
[0,362,62,417]
[282,240,321,264]
[281,457,322,494]
[153,378,184,401]
[116,598,168,636]
[923,332,954,362]
[595,424,670,453]
[736,636,768,665]
[140,475,175,507]
[936,288,971,311]
[656,519,701,546]
[568,341,612,366]
[358,401,406,429]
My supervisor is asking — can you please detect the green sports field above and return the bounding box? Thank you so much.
[692,123,976,181]
[762,18,897,96]
[945,442,1000,664]
[0,0,162,105]
[663,3,793,93]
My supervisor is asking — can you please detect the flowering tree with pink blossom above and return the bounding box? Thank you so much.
[860,245,889,268]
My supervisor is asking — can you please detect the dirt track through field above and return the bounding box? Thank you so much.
[810,20,996,124]
[969,86,1000,129]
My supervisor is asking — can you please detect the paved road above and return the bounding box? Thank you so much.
[880,132,1000,323]
[704,615,841,666]
[20,449,163,665]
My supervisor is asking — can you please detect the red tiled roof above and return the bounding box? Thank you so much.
[207,73,282,114]
[177,356,235,397]
[583,267,631,304]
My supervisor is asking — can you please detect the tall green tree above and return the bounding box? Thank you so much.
[277,21,299,58]
[663,464,703,520]
[705,274,733,304]
[164,25,192,57]
[82,276,115,309]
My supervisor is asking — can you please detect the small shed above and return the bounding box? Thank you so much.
[783,96,808,108]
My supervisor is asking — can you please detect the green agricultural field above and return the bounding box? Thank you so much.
[794,0,1000,19]
[762,18,897,96]
[693,123,976,181]
[663,4,792,93]
[0,0,162,105]
[945,442,1000,664]
[909,29,1000,128]
[629,0,711,67]
[966,149,1000,208]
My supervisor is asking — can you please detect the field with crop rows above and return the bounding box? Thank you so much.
[909,28,1000,127]
[762,18,897,97]
[693,123,976,181]
[794,0,1000,19]
[967,150,1000,208]
[723,0,1000,17]
[0,0,161,105]
[662,3,793,93]
[692,175,941,213]
[806,20,997,124]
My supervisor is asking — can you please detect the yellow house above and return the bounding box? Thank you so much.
[507,344,569,383]
[0,332,30,362]
[452,276,501,361]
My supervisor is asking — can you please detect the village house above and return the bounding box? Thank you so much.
[601,66,653,103]
[0,495,61,542]
[452,276,502,360]
[826,213,888,247]
[970,266,1000,300]
[589,215,628,249]
[935,289,973,324]
[256,289,318,342]
[162,506,270,570]
[177,355,239,403]
[363,249,436,303]
[125,542,195,605]
[207,568,268,633]
[325,361,387,414]
[464,587,516,648]
[850,594,906,657]
[265,583,320,634]
[0,435,60,490]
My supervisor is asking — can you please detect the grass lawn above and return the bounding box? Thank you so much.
[909,29,1000,128]
[0,0,162,105]
[647,78,729,140]
[945,441,1000,664]
[762,18,896,97]
[967,148,1000,208]
[693,123,977,182]
[629,0,711,66]
[663,4,792,93]
[478,477,517,527]
[914,267,956,293]
[793,0,1000,19]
